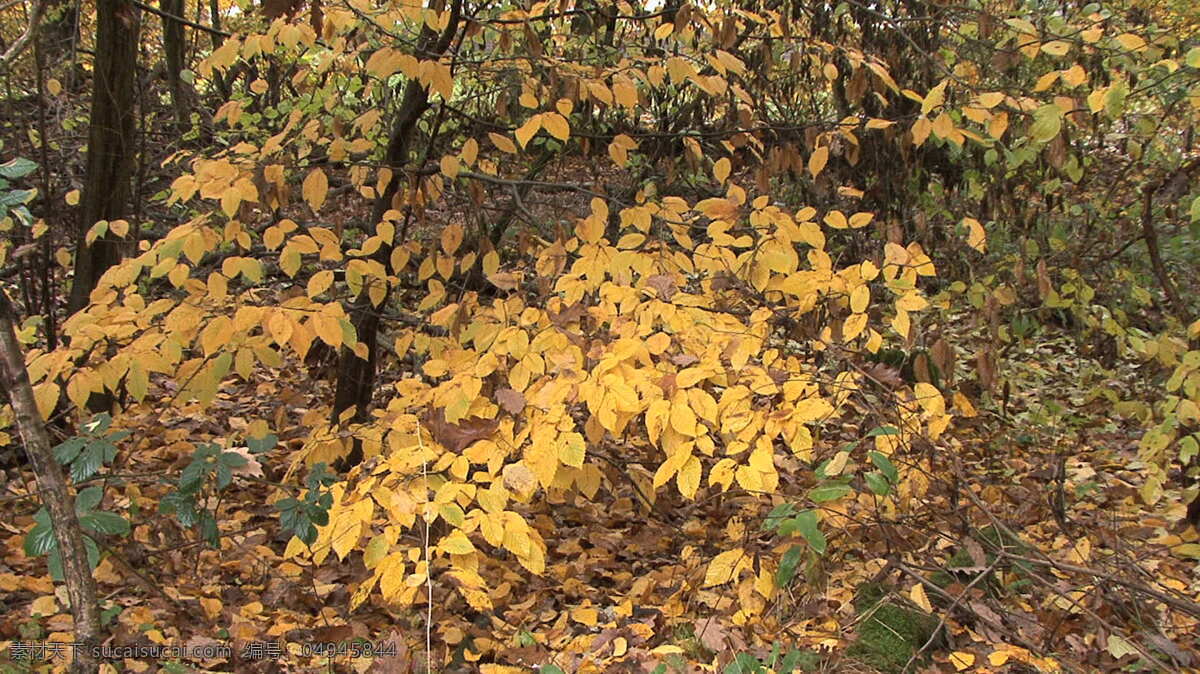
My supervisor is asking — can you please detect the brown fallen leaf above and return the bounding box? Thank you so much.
[496,387,526,415]
[421,407,500,452]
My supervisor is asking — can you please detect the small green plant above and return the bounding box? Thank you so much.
[159,441,250,547]
[275,462,335,545]
[0,153,37,229]
[723,642,820,673]
[52,413,128,482]
[25,485,130,580]
[24,414,131,580]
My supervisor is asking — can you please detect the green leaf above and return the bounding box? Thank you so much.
[24,509,57,556]
[868,451,899,483]
[794,510,827,554]
[53,437,87,465]
[0,157,37,180]
[221,450,248,468]
[0,188,36,207]
[84,535,100,570]
[808,482,852,503]
[865,471,891,496]
[1186,47,1200,69]
[246,433,278,454]
[80,511,130,536]
[1030,105,1062,143]
[215,462,233,490]
[75,485,104,513]
[865,425,899,438]
[83,413,113,435]
[776,544,804,587]
[763,502,797,530]
[1105,80,1128,119]
[71,446,105,482]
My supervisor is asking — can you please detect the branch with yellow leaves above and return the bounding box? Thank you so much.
[0,0,46,70]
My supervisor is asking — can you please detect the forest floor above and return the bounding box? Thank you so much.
[3,302,1199,673]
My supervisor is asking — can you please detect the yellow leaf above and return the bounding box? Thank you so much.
[441,223,464,254]
[897,293,928,312]
[892,309,910,338]
[612,77,638,108]
[677,455,701,499]
[439,530,475,555]
[850,285,870,313]
[954,392,977,417]
[542,112,570,141]
[307,270,334,297]
[65,189,80,206]
[489,132,517,153]
[1033,71,1059,93]
[950,652,975,670]
[608,140,629,166]
[85,220,108,246]
[702,548,746,588]
[47,78,62,96]
[823,210,848,229]
[461,138,479,165]
[808,146,829,178]
[439,154,459,178]
[963,217,986,252]
[33,382,59,421]
[860,260,879,280]
[1115,33,1146,52]
[848,212,874,228]
[515,115,542,149]
[843,312,868,341]
[576,215,604,244]
[303,168,328,212]
[571,607,599,626]
[910,583,932,613]
[1041,41,1070,56]
[825,450,850,476]
[1061,64,1087,87]
[670,397,698,437]
[988,111,1009,138]
[921,79,947,114]
[911,117,932,146]
[312,313,343,347]
[713,157,731,184]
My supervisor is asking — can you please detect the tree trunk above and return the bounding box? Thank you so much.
[331,0,462,469]
[67,0,139,316]
[0,290,101,672]
[161,0,190,129]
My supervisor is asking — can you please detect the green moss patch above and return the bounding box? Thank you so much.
[846,583,942,673]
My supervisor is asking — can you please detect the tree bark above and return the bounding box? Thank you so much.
[161,0,191,129]
[331,0,462,469]
[0,289,101,672]
[67,0,140,316]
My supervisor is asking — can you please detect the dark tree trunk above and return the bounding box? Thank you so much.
[161,0,191,128]
[40,0,80,58]
[331,0,462,469]
[208,0,230,100]
[67,0,139,316]
[0,290,102,673]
